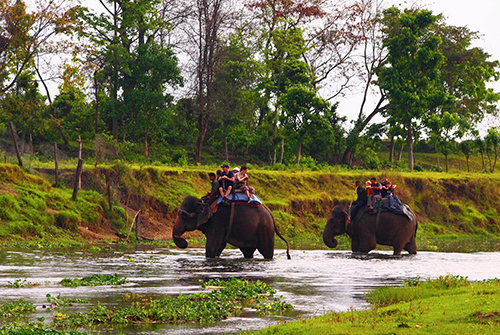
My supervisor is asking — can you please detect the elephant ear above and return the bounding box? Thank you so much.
[196,202,213,228]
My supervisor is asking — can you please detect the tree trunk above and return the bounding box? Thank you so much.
[340,97,389,165]
[481,153,485,172]
[279,139,284,164]
[144,133,149,158]
[29,133,33,170]
[398,144,404,161]
[94,74,99,134]
[406,119,414,171]
[492,147,498,173]
[35,66,69,145]
[112,119,118,156]
[72,158,84,201]
[467,157,470,173]
[389,136,395,162]
[437,156,441,172]
[54,142,59,187]
[445,154,449,173]
[341,148,352,166]
[195,128,207,164]
[105,170,112,211]
[296,141,302,164]
[10,122,23,168]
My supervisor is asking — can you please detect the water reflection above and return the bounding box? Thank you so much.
[0,247,499,334]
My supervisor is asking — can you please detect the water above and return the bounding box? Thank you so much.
[1,246,499,334]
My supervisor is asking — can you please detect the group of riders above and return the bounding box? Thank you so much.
[201,164,256,206]
[200,165,401,217]
[350,177,402,219]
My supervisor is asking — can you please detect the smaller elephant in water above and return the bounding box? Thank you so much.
[323,205,418,255]
[173,196,291,259]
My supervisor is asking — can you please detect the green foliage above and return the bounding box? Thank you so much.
[366,274,470,307]
[0,324,84,335]
[7,279,38,289]
[55,211,81,231]
[0,300,36,317]
[358,148,381,170]
[60,274,127,287]
[249,276,500,335]
[53,278,292,328]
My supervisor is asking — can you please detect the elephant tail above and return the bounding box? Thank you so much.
[275,223,291,260]
[263,205,291,260]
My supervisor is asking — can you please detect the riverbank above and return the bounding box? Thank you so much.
[247,275,500,334]
[0,162,499,251]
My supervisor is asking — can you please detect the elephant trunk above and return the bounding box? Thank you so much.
[173,218,188,249]
[323,219,339,249]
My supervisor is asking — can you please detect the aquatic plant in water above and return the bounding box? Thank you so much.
[7,279,39,288]
[52,278,293,327]
[60,274,127,287]
[0,299,36,318]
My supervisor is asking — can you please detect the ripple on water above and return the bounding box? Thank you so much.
[0,247,499,334]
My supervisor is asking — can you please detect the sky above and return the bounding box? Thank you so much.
[336,0,500,131]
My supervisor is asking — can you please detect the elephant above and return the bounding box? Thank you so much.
[323,205,418,255]
[173,196,291,259]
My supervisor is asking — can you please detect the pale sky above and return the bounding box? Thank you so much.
[336,0,500,132]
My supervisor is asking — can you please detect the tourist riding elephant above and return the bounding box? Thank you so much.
[323,205,418,255]
[173,196,291,259]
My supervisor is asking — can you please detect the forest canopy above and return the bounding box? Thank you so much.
[0,0,498,171]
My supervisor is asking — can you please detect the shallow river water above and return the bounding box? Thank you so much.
[1,247,499,334]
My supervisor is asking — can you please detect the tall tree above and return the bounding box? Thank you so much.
[379,7,448,171]
[79,0,182,156]
[179,0,232,163]
[247,0,325,164]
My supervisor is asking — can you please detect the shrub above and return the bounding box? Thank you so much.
[0,194,22,221]
[55,211,81,231]
[359,148,381,170]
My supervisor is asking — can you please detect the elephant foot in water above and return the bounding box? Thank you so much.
[240,247,256,258]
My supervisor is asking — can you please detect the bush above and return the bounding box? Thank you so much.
[55,211,81,231]
[0,194,22,221]
[359,148,381,170]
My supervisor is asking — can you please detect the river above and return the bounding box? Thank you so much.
[0,246,499,334]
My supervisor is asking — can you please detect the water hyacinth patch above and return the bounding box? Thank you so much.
[52,278,293,328]
[60,274,127,287]
[8,279,39,288]
[0,299,36,318]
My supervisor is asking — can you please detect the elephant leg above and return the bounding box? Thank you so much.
[404,235,417,255]
[215,242,227,257]
[351,236,360,252]
[358,235,377,253]
[392,244,403,255]
[257,223,275,260]
[240,247,256,259]
[206,234,225,258]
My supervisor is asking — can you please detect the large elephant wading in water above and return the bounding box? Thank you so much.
[323,205,418,255]
[173,196,291,259]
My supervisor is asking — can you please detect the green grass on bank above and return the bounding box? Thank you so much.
[247,275,500,335]
[0,161,499,251]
